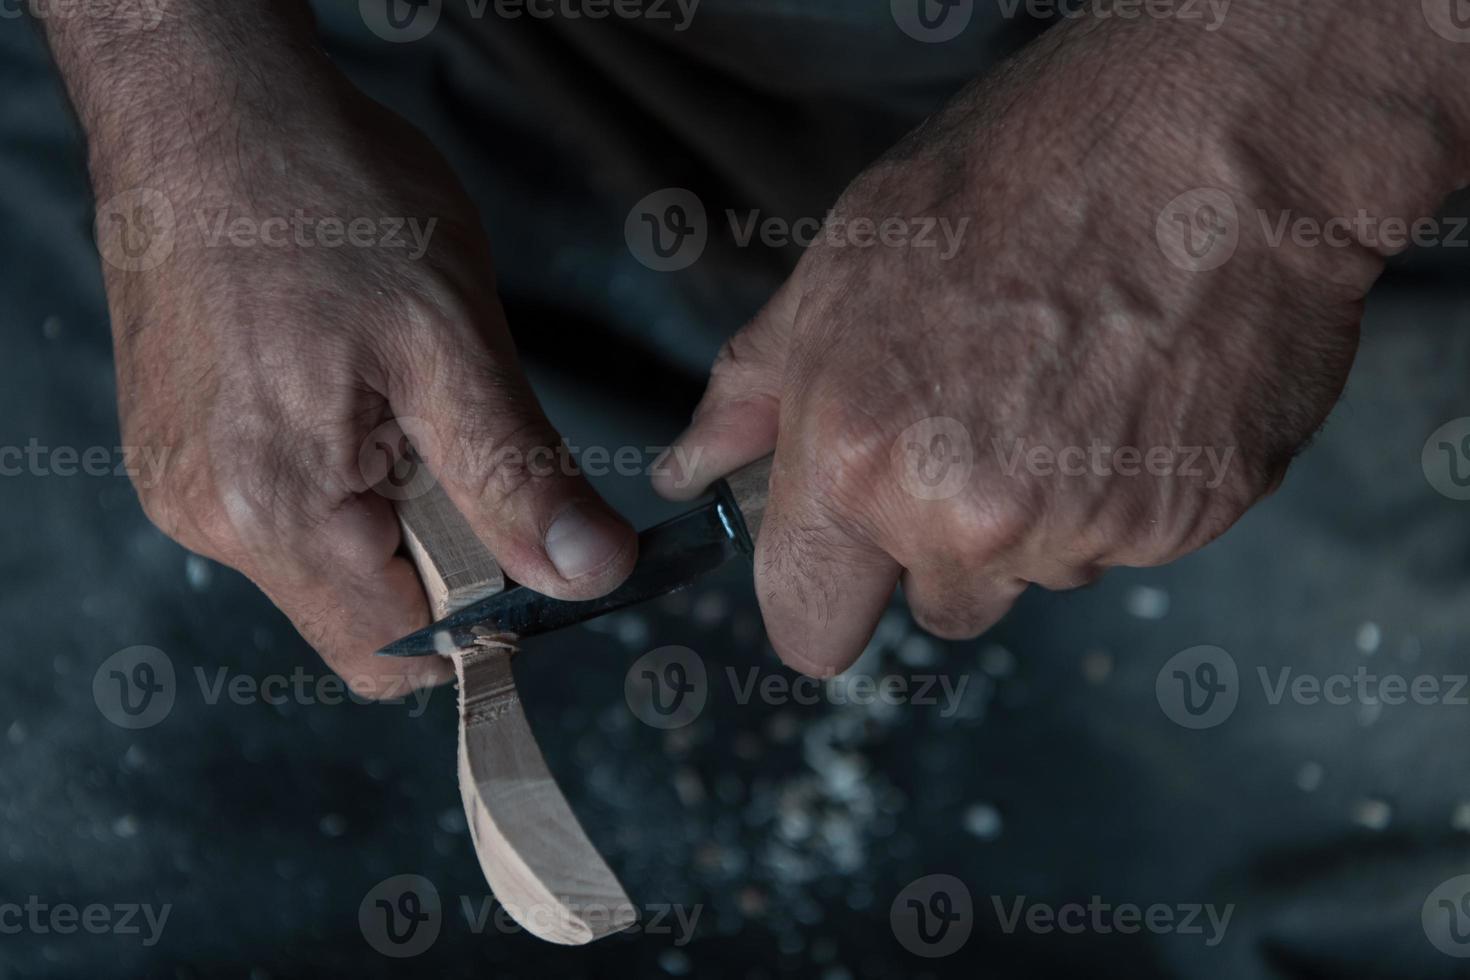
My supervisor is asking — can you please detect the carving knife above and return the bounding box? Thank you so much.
[376,455,771,659]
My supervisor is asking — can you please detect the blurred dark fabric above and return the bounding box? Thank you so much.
[3,4,1470,978]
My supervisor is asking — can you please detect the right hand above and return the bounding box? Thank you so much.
[96,71,636,697]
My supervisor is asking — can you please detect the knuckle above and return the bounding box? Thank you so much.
[459,417,564,514]
[906,580,991,641]
[706,335,749,388]
[904,567,1021,642]
[799,393,893,503]
[922,488,1036,570]
[386,288,508,401]
[340,671,401,702]
[698,331,779,417]
[1174,494,1250,560]
[1027,561,1103,592]
[910,603,986,642]
[1165,458,1278,559]
[132,448,231,556]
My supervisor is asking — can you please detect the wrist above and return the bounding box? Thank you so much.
[44,2,337,203]
[1196,0,1470,232]
[1046,0,1470,288]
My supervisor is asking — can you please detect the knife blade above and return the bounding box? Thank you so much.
[376,454,771,658]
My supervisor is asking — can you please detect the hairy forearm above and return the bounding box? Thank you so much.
[40,1,333,196]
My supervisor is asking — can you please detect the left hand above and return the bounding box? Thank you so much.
[654,7,1466,675]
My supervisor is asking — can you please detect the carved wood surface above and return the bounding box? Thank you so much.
[394,481,634,945]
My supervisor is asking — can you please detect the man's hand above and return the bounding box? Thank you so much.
[657,3,1470,676]
[49,4,636,695]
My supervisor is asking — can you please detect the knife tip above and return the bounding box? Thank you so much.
[375,626,477,658]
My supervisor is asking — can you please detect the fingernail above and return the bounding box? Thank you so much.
[545,503,625,580]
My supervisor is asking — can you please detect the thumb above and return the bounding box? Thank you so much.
[389,310,636,601]
[652,278,800,501]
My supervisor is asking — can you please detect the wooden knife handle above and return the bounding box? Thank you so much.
[720,454,773,545]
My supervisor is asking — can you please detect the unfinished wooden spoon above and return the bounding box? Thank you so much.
[393,481,635,944]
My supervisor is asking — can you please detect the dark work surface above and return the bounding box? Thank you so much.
[6,8,1470,980]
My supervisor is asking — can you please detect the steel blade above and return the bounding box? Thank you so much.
[377,496,745,657]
